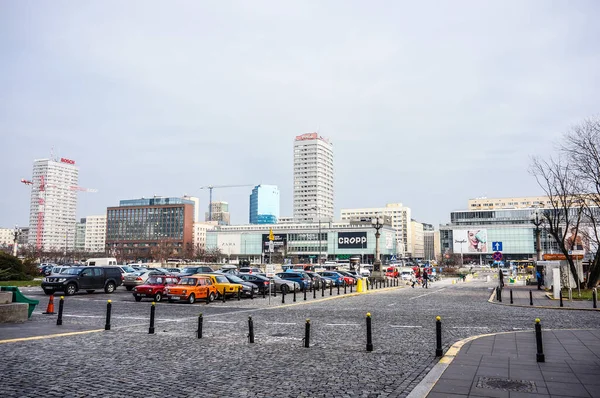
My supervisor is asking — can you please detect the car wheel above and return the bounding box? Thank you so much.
[43,289,54,295]
[134,296,142,302]
[105,282,116,294]
[65,283,76,296]
[125,286,133,291]
[188,293,195,304]
[154,292,162,302]
[209,292,215,302]
[280,284,289,295]
[86,290,95,294]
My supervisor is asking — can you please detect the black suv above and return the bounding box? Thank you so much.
[179,266,214,276]
[42,266,123,296]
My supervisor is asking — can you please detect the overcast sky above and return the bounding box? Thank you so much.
[1,1,599,229]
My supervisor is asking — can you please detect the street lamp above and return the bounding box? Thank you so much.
[454,239,466,266]
[371,216,385,280]
[12,225,22,257]
[530,208,543,261]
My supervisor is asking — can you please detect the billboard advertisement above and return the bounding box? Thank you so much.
[338,232,368,249]
[262,233,287,252]
[453,229,488,253]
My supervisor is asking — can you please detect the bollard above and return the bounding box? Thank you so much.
[510,289,513,305]
[498,286,502,303]
[222,289,226,303]
[568,287,572,301]
[559,290,563,307]
[535,318,545,362]
[313,285,316,299]
[206,287,210,305]
[344,282,347,294]
[330,283,333,296]
[530,290,533,306]
[321,283,325,297]
[248,316,254,343]
[435,316,443,357]
[250,288,254,300]
[304,319,310,348]
[56,296,64,326]
[293,287,297,302]
[273,285,277,297]
[197,313,203,339]
[593,288,597,309]
[148,302,156,334]
[495,287,499,301]
[337,283,340,295]
[366,312,373,352]
[366,278,369,290]
[350,282,353,293]
[262,285,266,299]
[282,287,286,304]
[304,287,307,301]
[105,300,112,331]
[237,286,241,301]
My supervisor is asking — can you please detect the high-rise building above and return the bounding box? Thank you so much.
[249,185,280,224]
[28,158,79,251]
[84,215,107,253]
[410,220,424,259]
[423,223,436,261]
[293,133,334,223]
[205,201,230,225]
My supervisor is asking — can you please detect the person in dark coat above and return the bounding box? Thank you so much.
[422,269,429,289]
[498,267,504,288]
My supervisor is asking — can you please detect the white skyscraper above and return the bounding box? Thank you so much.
[293,133,334,223]
[28,158,79,251]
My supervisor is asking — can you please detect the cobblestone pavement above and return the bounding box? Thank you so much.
[2,278,599,397]
[493,285,599,311]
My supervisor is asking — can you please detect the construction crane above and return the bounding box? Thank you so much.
[199,184,254,221]
[21,177,98,250]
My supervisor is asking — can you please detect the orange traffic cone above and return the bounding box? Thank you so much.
[43,295,55,314]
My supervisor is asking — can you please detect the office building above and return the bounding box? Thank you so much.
[0,228,13,247]
[182,195,201,222]
[84,215,107,253]
[468,196,554,211]
[75,219,86,251]
[106,197,195,260]
[423,223,436,261]
[193,221,218,251]
[341,203,412,257]
[27,157,79,251]
[278,216,294,224]
[293,133,334,223]
[249,185,280,224]
[410,220,424,259]
[205,201,231,225]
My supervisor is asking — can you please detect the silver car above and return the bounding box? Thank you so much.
[266,275,300,294]
[123,270,165,291]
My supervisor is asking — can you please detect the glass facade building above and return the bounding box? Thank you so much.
[249,185,280,224]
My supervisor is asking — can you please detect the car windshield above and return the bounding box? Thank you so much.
[62,268,83,275]
[146,276,165,285]
[181,268,198,274]
[179,277,197,285]
[121,266,136,273]
[215,275,229,283]
[226,275,244,283]
[133,271,146,276]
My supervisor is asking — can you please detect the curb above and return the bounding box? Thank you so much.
[0,329,104,344]
[487,287,599,312]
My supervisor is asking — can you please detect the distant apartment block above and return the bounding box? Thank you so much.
[205,201,231,226]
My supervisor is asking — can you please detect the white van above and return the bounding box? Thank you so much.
[86,257,118,266]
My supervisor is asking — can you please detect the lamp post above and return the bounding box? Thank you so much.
[371,216,385,280]
[530,208,543,261]
[454,239,466,266]
[12,225,22,257]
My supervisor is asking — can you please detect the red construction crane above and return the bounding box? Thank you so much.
[199,184,254,221]
[21,177,97,250]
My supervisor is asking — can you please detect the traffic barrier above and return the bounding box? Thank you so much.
[529,290,533,306]
[304,319,310,348]
[510,289,513,304]
[559,290,563,307]
[43,295,55,314]
[197,313,203,339]
[105,300,112,331]
[435,316,443,357]
[593,288,597,309]
[237,286,241,301]
[366,313,373,352]
[248,316,254,343]
[149,302,155,334]
[56,296,64,326]
[535,318,545,362]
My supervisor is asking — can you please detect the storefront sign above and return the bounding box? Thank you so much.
[60,158,76,165]
[262,233,287,252]
[338,232,367,249]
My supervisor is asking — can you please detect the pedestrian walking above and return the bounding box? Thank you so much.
[422,269,429,289]
[536,268,544,290]
[411,273,417,288]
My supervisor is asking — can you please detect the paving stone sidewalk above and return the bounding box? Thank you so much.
[494,286,599,311]
[427,329,600,397]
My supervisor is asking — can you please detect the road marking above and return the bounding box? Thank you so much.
[207,320,238,324]
[409,288,447,300]
[451,327,489,329]
[0,329,104,344]
[324,323,359,327]
[266,322,297,325]
[390,325,422,328]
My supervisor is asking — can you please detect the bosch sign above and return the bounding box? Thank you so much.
[60,158,76,165]
[337,232,367,249]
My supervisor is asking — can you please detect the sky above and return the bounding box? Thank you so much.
[1,1,599,229]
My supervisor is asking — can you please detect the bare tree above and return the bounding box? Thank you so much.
[561,116,600,287]
[530,156,583,285]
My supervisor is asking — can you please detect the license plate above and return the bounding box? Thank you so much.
[169,296,180,300]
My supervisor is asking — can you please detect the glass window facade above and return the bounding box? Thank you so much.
[249,185,280,224]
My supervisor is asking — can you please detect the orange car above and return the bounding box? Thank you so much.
[196,273,243,298]
[165,275,217,304]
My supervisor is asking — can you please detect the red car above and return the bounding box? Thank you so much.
[133,274,180,302]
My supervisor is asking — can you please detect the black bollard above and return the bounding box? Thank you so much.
[350,283,353,293]
[293,287,297,302]
[330,283,333,296]
[248,316,254,343]
[366,313,373,352]
[262,285,266,299]
[304,319,310,348]
[273,285,277,297]
[530,290,533,306]
[321,283,325,297]
[593,288,597,309]
[56,296,64,326]
[237,286,241,301]
[435,316,443,357]
[559,290,563,307]
[510,289,513,305]
[282,288,286,304]
[366,279,369,290]
[304,287,307,301]
[222,289,226,303]
[105,300,112,331]
[344,282,347,294]
[337,283,340,295]
[250,288,254,300]
[149,302,156,334]
[313,285,316,299]
[206,287,210,305]
[498,287,502,303]
[535,318,545,362]
[197,313,203,339]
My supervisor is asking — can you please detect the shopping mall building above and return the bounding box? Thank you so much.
[205,221,397,264]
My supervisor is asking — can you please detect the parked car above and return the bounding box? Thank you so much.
[223,274,259,297]
[165,275,217,304]
[276,271,312,291]
[266,275,300,294]
[42,266,123,296]
[317,271,345,286]
[238,273,271,293]
[179,266,214,276]
[239,267,262,274]
[216,265,240,275]
[304,271,330,289]
[133,274,180,302]
[45,265,71,276]
[336,270,359,285]
[165,268,181,274]
[196,273,243,298]
[123,270,166,291]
